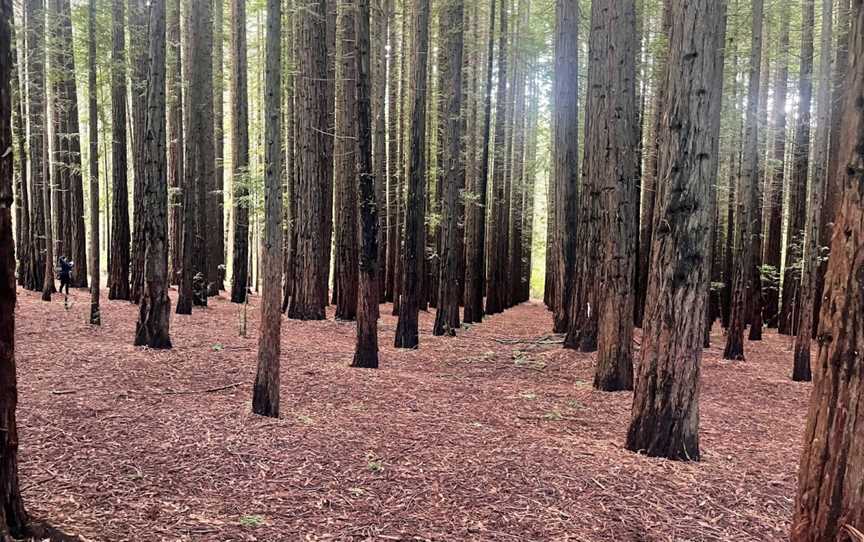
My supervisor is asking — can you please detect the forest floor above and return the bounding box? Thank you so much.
[15,286,809,542]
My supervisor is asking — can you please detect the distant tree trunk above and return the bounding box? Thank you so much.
[88,0,101,325]
[253,0,283,416]
[394,0,430,348]
[626,0,727,460]
[432,0,464,337]
[323,0,337,306]
[383,0,399,303]
[0,0,30,534]
[813,0,851,336]
[551,0,578,333]
[129,0,148,303]
[463,0,495,324]
[41,126,55,302]
[634,1,671,329]
[762,8,790,328]
[506,0,527,307]
[281,0,296,313]
[211,0,225,295]
[108,0,131,301]
[334,0,359,321]
[135,0,172,349]
[391,7,409,317]
[11,21,36,291]
[588,0,638,392]
[484,0,508,316]
[778,0,815,337]
[48,0,69,267]
[167,0,183,286]
[230,0,250,303]
[373,0,388,300]
[289,0,329,320]
[521,75,539,302]
[722,0,763,361]
[792,0,832,382]
[352,0,380,367]
[790,6,864,537]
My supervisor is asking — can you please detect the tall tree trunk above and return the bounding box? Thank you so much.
[391,4,409,316]
[506,0,527,308]
[129,0,149,303]
[230,0,250,303]
[167,0,183,286]
[211,0,225,294]
[790,5,864,538]
[484,0,508,315]
[722,0,764,360]
[289,0,329,320]
[626,0,727,460]
[589,0,638,392]
[551,0,578,333]
[334,0,359,321]
[792,0,833,382]
[88,0,101,325]
[521,73,539,303]
[323,0,337,306]
[778,0,815,336]
[353,0,380,367]
[253,0,283,416]
[281,0,296,313]
[383,0,400,303]
[11,21,35,291]
[463,0,495,323]
[0,0,29,534]
[394,0,430,348]
[432,0,464,337]
[762,8,790,328]
[373,0,388,301]
[108,0,131,300]
[135,0,172,348]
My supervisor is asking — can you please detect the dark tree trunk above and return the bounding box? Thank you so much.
[626,0,727,460]
[230,0,250,303]
[506,0,528,308]
[211,0,225,295]
[792,0,832,382]
[588,0,638,392]
[432,0,464,337]
[25,0,46,294]
[391,7,409,317]
[352,0,380,368]
[288,0,329,320]
[281,0,296,313]
[88,0,101,325]
[334,0,358,321]
[11,21,36,291]
[167,0,183,286]
[129,0,148,304]
[762,8,790,328]
[463,0,495,324]
[521,75,539,303]
[0,1,30,534]
[778,0,815,337]
[791,5,864,536]
[394,0,430,348]
[322,0,337,306]
[253,0,283,416]
[723,0,763,361]
[108,0,131,301]
[383,0,400,303]
[135,0,172,349]
[372,0,388,302]
[551,0,578,333]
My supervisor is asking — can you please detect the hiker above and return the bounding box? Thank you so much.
[58,256,74,296]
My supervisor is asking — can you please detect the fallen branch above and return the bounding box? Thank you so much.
[157,382,244,395]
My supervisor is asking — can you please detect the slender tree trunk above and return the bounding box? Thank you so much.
[391,4,409,316]
[281,0,296,313]
[394,0,430,348]
[135,0,172,349]
[521,74,539,302]
[373,0,388,301]
[383,0,399,303]
[353,0,380,367]
[88,0,101,325]
[0,1,30,534]
[289,0,329,320]
[11,21,35,291]
[230,0,250,303]
[551,0,578,333]
[334,0,359,321]
[722,0,763,361]
[626,0,727,460]
[211,0,225,295]
[253,0,283,416]
[432,0,464,337]
[762,8,790,328]
[790,6,864,538]
[793,0,832,382]
[128,0,149,304]
[109,0,131,300]
[167,0,183,286]
[322,0,337,306]
[463,0,495,323]
[779,0,815,337]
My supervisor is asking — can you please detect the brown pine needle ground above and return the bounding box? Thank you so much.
[15,286,809,541]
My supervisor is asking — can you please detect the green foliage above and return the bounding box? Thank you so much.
[239,515,265,528]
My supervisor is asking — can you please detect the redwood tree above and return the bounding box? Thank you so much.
[230,0,251,304]
[253,0,283,416]
[626,0,727,460]
[0,1,29,534]
[790,6,864,538]
[88,0,100,325]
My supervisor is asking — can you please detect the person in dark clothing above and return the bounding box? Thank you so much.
[58,257,74,296]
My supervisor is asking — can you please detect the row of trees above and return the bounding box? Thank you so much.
[543,0,862,539]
